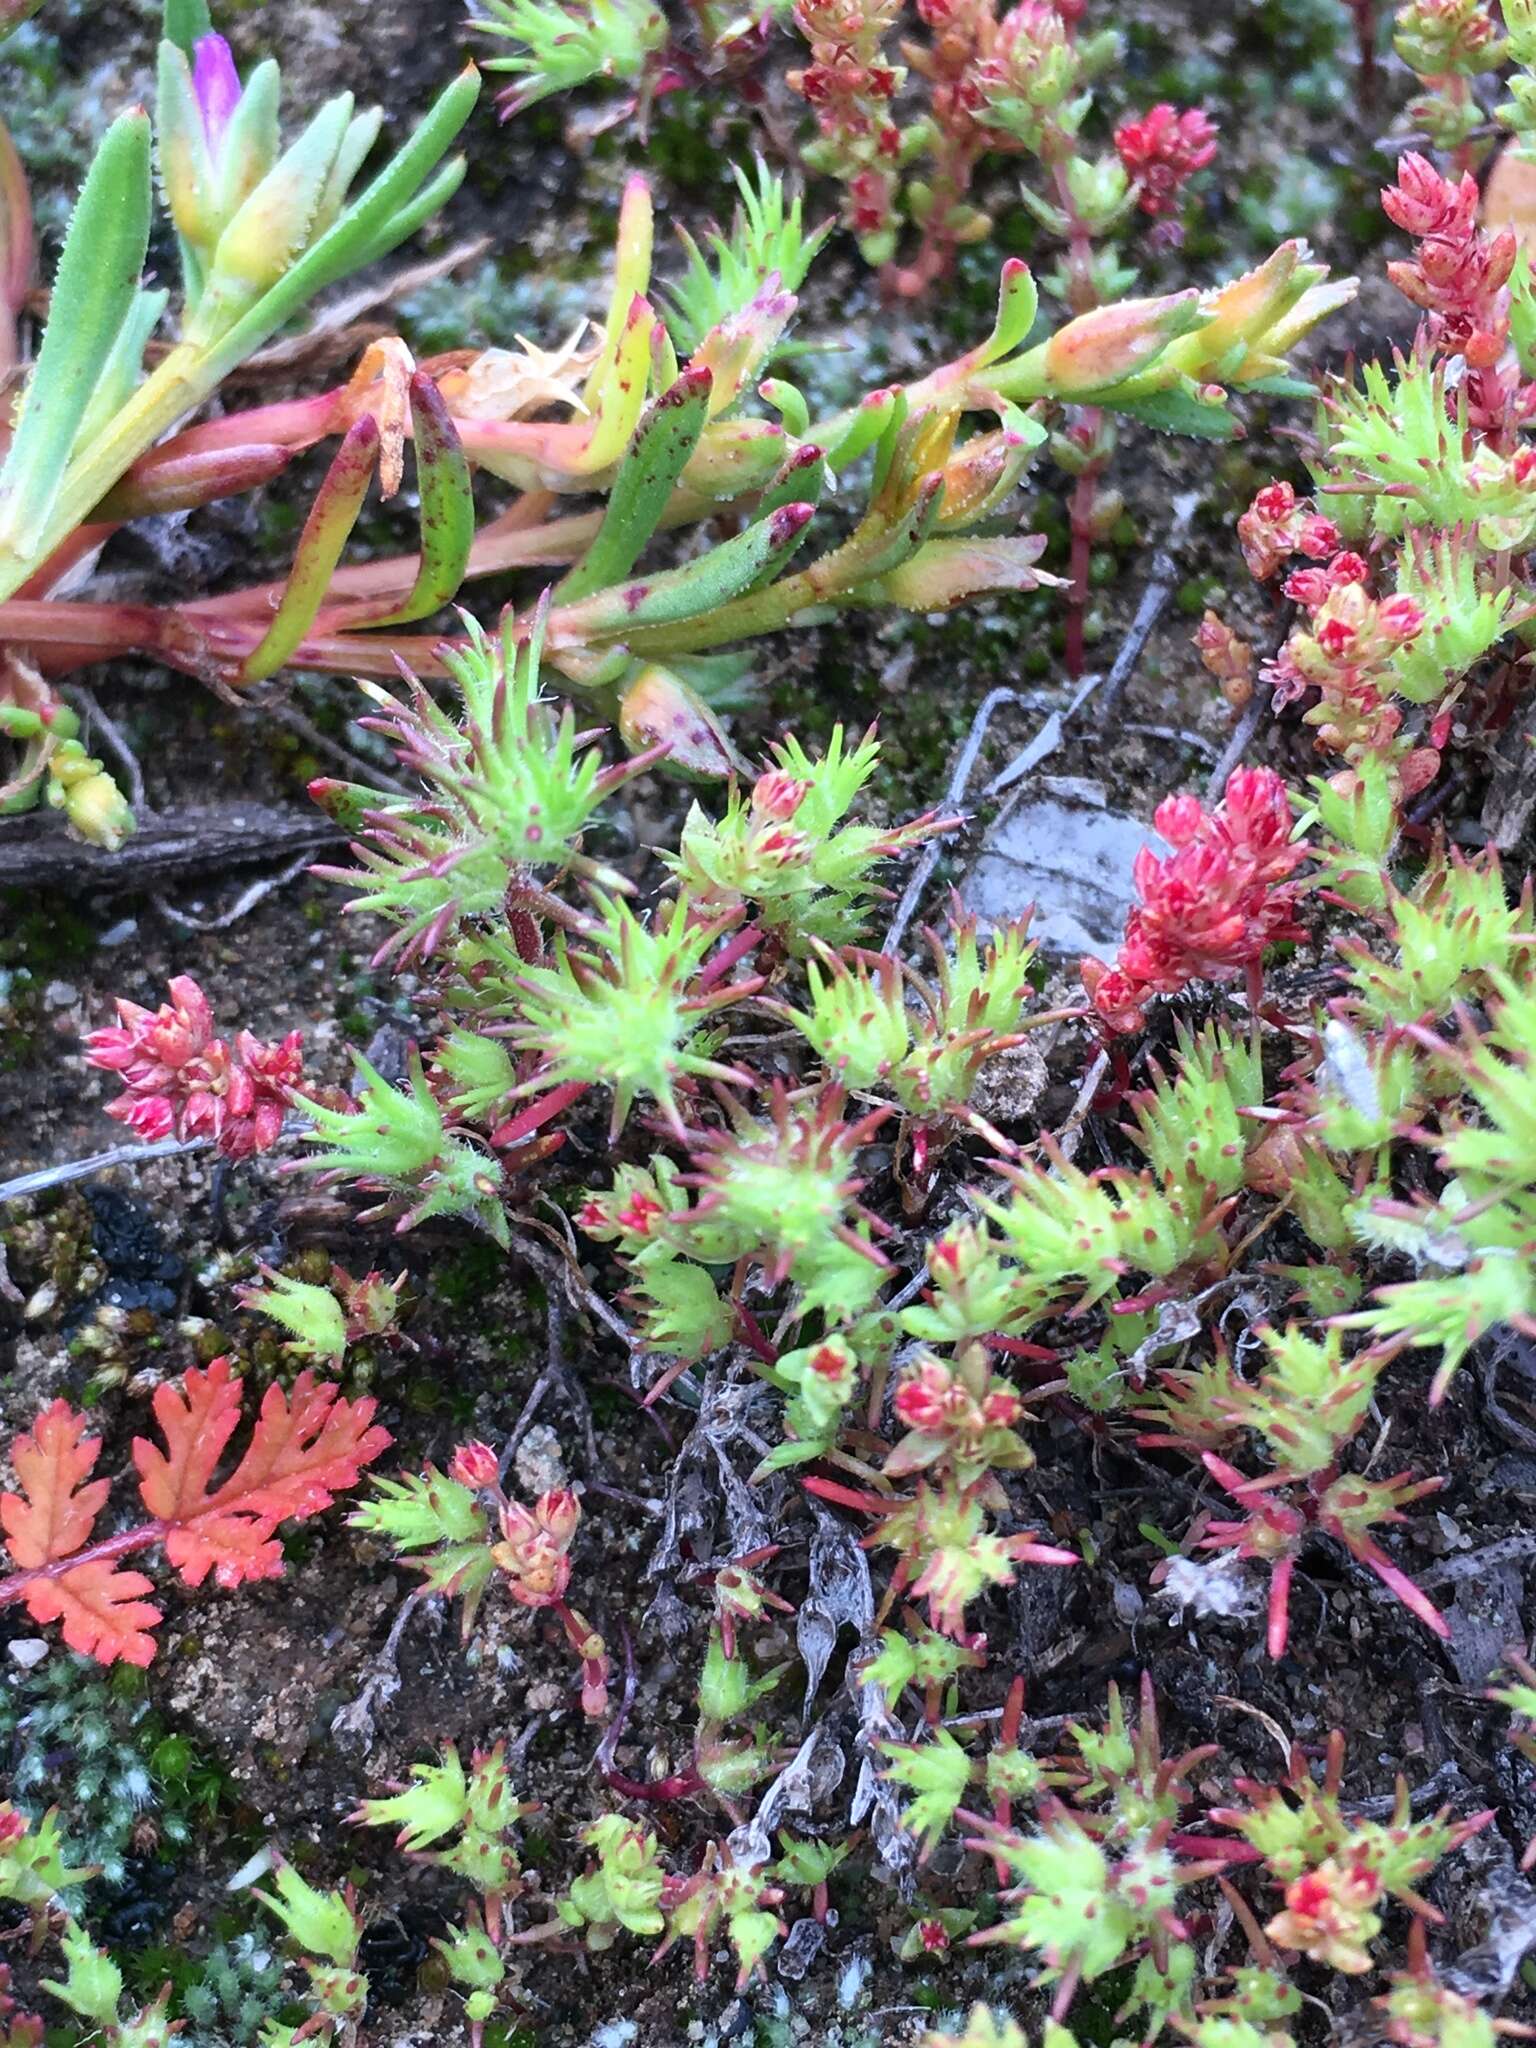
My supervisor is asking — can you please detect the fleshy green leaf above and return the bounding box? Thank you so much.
[558,364,713,603]
[0,109,153,557]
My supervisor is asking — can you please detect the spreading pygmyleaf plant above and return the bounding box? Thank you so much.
[0,1361,388,1665]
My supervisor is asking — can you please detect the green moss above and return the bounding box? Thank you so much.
[399,255,596,356]
[434,1239,507,1308]
[0,890,97,969]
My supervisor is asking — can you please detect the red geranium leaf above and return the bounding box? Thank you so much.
[21,1559,161,1667]
[0,1401,110,1570]
[162,1513,285,1591]
[132,1360,244,1524]
[204,1371,392,1522]
[132,1357,391,1591]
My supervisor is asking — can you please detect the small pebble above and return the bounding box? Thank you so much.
[513,1422,568,1498]
[6,1638,49,1669]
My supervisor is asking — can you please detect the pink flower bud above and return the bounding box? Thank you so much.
[1153,792,1205,847]
[191,33,241,151]
[536,1488,581,1547]
[894,1358,954,1431]
[751,770,811,820]
[1378,594,1425,642]
[450,1442,501,1490]
[1296,515,1341,560]
[1283,566,1333,608]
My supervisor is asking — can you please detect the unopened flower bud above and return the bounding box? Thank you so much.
[450,1441,501,1490]
[1195,610,1254,708]
[1043,291,1198,396]
[535,1487,581,1547]
[47,748,135,851]
[752,770,810,820]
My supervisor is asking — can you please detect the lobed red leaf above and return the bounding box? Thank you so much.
[133,1357,391,1590]
[0,1400,110,1569]
[20,1559,160,1668]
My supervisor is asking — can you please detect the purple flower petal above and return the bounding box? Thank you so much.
[192,32,241,153]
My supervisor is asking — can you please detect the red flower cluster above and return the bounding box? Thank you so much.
[789,0,904,242]
[1236,480,1341,582]
[1266,1853,1384,1974]
[1081,768,1307,1033]
[1383,153,1514,371]
[1114,103,1218,220]
[894,1355,1022,1435]
[1195,610,1255,709]
[1265,540,1440,798]
[84,975,302,1159]
[493,1487,582,1607]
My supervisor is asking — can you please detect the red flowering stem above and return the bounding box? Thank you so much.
[989,1672,1027,1881]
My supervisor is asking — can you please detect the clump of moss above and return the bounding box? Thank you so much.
[0,1651,219,1888]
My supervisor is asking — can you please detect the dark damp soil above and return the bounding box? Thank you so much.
[6,2,1536,2045]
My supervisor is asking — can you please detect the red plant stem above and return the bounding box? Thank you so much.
[0,1520,164,1609]
[989,1672,1027,1881]
[884,133,985,301]
[864,1348,891,1434]
[600,1762,708,1803]
[1051,148,1105,679]
[733,1301,779,1370]
[1064,450,1101,680]
[596,1617,707,1802]
[1353,0,1376,109]
[0,598,458,683]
